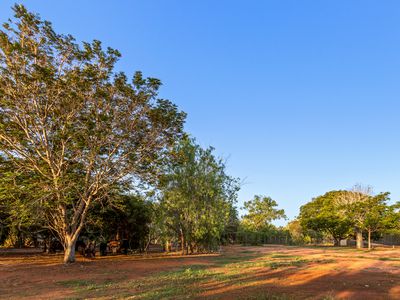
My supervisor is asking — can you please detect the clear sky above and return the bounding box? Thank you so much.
[1,1,399,224]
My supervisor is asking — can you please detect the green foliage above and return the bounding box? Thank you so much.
[299,191,353,245]
[237,225,290,246]
[299,189,400,246]
[157,137,240,253]
[0,156,48,246]
[235,195,287,246]
[241,195,286,232]
[347,192,395,233]
[285,219,312,245]
[85,193,153,251]
[221,204,240,244]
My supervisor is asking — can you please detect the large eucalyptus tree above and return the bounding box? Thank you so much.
[0,5,185,263]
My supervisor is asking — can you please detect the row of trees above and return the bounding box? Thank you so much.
[2,5,399,265]
[235,187,400,249]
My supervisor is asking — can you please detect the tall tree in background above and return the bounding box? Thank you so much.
[241,195,286,231]
[0,155,47,247]
[0,5,185,263]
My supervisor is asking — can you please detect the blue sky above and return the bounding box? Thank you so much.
[1,1,400,224]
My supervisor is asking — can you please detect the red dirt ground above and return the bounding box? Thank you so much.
[1,245,400,299]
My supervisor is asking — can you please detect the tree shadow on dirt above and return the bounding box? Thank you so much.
[2,247,400,300]
[199,259,400,300]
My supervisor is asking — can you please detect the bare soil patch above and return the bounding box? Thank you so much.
[1,245,400,299]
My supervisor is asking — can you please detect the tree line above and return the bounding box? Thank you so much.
[1,5,400,264]
[1,5,286,263]
[295,185,400,249]
[0,5,241,263]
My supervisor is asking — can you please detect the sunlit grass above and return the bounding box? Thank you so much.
[55,253,338,299]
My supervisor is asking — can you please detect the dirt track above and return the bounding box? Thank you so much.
[1,245,400,299]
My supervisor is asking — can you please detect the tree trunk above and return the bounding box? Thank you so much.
[356,229,363,249]
[43,238,48,253]
[63,235,78,264]
[368,228,371,250]
[333,238,340,247]
[181,233,185,255]
[165,240,170,252]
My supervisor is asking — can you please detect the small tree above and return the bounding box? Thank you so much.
[359,192,396,250]
[158,137,239,254]
[0,5,185,262]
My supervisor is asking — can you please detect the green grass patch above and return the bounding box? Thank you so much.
[224,256,336,270]
[379,257,400,261]
[57,278,117,294]
[57,279,95,288]
[127,265,229,300]
[213,254,258,266]
[269,259,308,269]
[271,253,300,259]
[353,255,400,262]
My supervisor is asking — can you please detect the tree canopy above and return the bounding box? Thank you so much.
[0,4,185,262]
[241,195,286,232]
[299,191,353,246]
[299,188,400,248]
